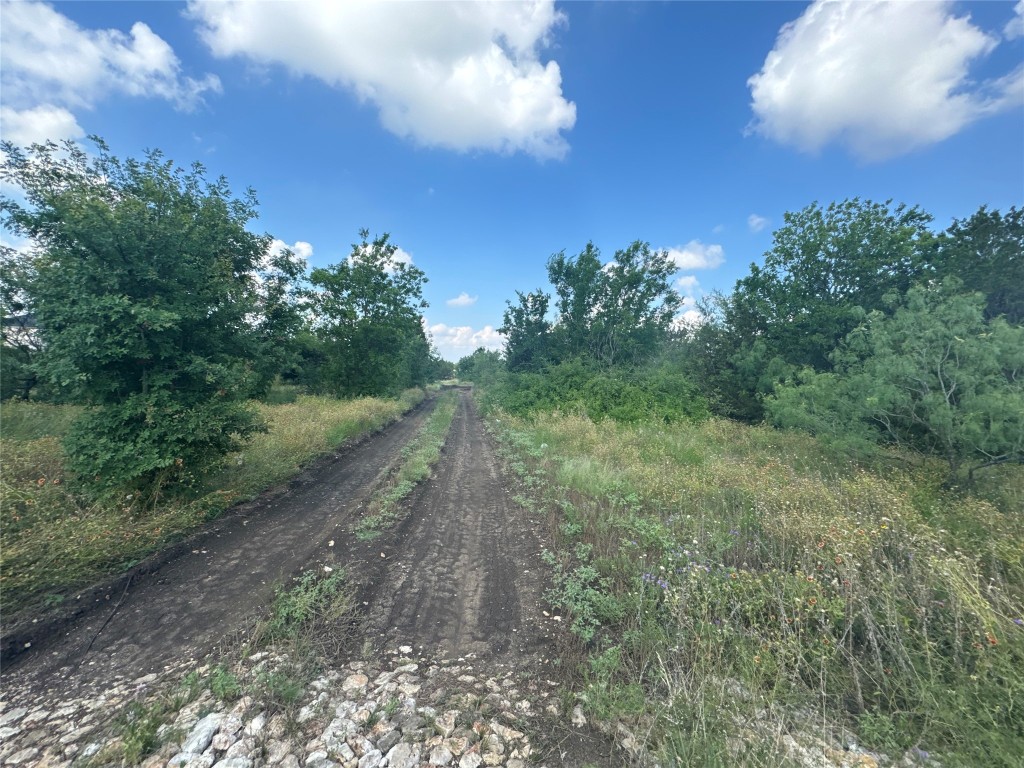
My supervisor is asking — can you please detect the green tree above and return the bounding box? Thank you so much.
[767,281,1024,481]
[499,289,551,373]
[546,240,681,368]
[730,199,935,372]
[0,243,42,400]
[1,138,297,497]
[307,230,429,397]
[936,206,1023,324]
[456,347,504,386]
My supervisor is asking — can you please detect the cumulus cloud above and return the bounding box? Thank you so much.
[0,105,84,147]
[676,275,700,294]
[748,0,1023,160]
[187,0,576,159]
[664,241,725,271]
[748,213,769,233]
[267,238,313,265]
[446,292,478,308]
[0,1,220,147]
[428,322,504,361]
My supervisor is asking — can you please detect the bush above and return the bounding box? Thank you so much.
[63,392,264,500]
[488,361,709,424]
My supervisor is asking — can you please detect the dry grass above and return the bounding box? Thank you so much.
[0,391,423,616]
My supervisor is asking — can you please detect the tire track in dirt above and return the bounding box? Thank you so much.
[2,400,437,698]
[360,390,552,661]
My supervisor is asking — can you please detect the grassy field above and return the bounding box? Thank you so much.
[0,390,423,617]
[491,410,1024,766]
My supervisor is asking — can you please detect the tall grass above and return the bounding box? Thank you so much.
[493,411,1024,766]
[0,391,423,616]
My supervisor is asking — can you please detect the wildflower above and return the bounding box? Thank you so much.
[986,633,998,646]
[1014,618,1024,627]
[807,597,818,606]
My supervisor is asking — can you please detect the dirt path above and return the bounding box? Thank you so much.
[2,400,436,698]
[1,390,621,767]
[356,390,553,661]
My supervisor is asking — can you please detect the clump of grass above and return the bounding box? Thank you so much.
[1,400,84,440]
[238,569,359,715]
[0,392,423,616]
[355,392,457,540]
[494,411,1024,766]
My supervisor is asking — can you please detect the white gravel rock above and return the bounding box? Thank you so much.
[182,713,225,754]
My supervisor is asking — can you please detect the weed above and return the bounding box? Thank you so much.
[209,664,242,702]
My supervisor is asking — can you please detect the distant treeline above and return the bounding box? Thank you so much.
[460,199,1022,483]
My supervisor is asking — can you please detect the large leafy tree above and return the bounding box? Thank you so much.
[0,138,300,498]
[729,199,935,373]
[546,240,681,368]
[499,289,551,373]
[935,205,1023,324]
[307,231,429,397]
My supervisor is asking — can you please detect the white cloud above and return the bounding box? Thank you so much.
[664,240,725,271]
[188,0,576,159]
[0,1,220,147]
[1007,1,1024,40]
[671,307,705,333]
[676,274,700,294]
[267,238,313,264]
[0,105,84,147]
[712,224,725,234]
[446,292,478,308]
[428,322,504,361]
[747,213,769,233]
[748,0,1023,160]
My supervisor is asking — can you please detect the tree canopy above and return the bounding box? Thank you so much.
[306,230,434,397]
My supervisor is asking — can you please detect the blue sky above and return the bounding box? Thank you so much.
[2,1,1022,360]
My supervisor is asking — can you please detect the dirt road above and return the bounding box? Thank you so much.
[1,389,621,767]
[3,399,437,697]
[358,390,552,661]
[3,390,552,692]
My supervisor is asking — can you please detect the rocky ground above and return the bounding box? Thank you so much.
[0,645,618,768]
